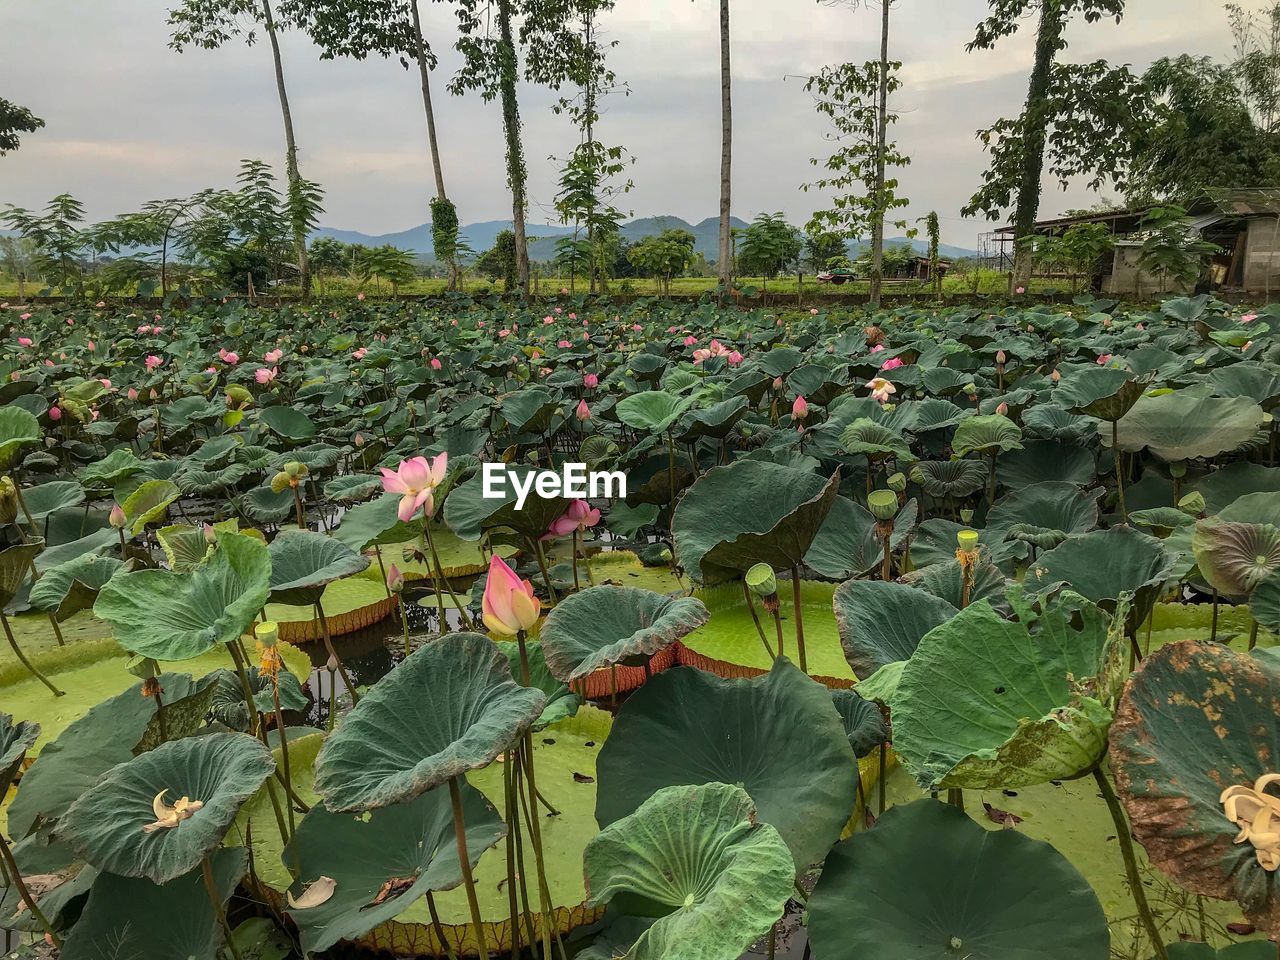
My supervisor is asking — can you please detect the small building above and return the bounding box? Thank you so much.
[983,189,1280,297]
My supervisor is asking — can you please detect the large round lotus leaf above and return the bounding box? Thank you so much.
[324,472,381,504]
[1219,492,1280,528]
[858,590,1120,791]
[540,585,709,681]
[903,556,1009,612]
[443,465,570,543]
[584,782,794,960]
[6,673,220,836]
[0,541,43,608]
[59,732,275,884]
[1111,641,1280,932]
[1195,463,1280,514]
[890,397,971,434]
[20,480,85,521]
[1207,361,1280,410]
[996,440,1097,490]
[208,665,309,731]
[805,496,916,581]
[500,386,559,433]
[677,396,749,440]
[911,459,988,498]
[673,461,840,585]
[910,520,1027,573]
[284,779,506,955]
[1055,365,1148,420]
[840,418,917,462]
[494,638,582,730]
[0,710,38,793]
[1251,568,1280,634]
[28,554,124,622]
[830,689,888,759]
[615,390,695,433]
[314,631,546,812]
[94,531,271,660]
[0,405,41,469]
[58,847,246,960]
[1024,526,1175,628]
[267,528,370,606]
[78,448,145,489]
[808,799,1109,960]
[1192,518,1280,599]
[951,414,1023,457]
[0,825,99,932]
[259,405,317,440]
[986,481,1102,548]
[596,660,857,868]
[833,578,957,679]
[333,492,424,551]
[1022,403,1098,443]
[1112,393,1265,461]
[121,478,181,535]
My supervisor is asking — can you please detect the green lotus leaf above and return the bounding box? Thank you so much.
[1207,361,1280,410]
[0,405,41,470]
[833,578,957,679]
[1219,492,1280,527]
[986,481,1102,548]
[20,480,85,522]
[58,847,246,960]
[891,397,972,434]
[323,472,382,504]
[605,500,660,539]
[94,531,271,660]
[1192,518,1280,600]
[540,585,709,682]
[584,782,793,960]
[1055,365,1148,421]
[157,524,211,572]
[1130,506,1195,534]
[1025,526,1176,629]
[596,660,857,868]
[673,461,840,585]
[760,346,804,377]
[314,632,546,812]
[121,478,181,535]
[175,462,250,496]
[1110,641,1280,933]
[0,541,44,608]
[267,528,370,607]
[808,799,1109,960]
[867,590,1121,791]
[830,689,888,759]
[208,666,309,731]
[1166,943,1278,960]
[275,442,342,472]
[494,638,582,730]
[27,554,124,621]
[677,396,749,440]
[0,824,98,932]
[902,556,1009,612]
[333,491,424,552]
[996,440,1097,489]
[7,674,219,837]
[1112,393,1265,461]
[501,386,560,433]
[951,414,1023,457]
[911,459,988,498]
[1,710,38,794]
[909,519,1026,572]
[284,779,505,956]
[77,447,145,489]
[1195,463,1280,514]
[1022,403,1098,442]
[241,483,295,524]
[59,732,274,884]
[615,391,695,434]
[805,496,917,581]
[840,418,917,462]
[443,465,570,543]
[259,405,317,440]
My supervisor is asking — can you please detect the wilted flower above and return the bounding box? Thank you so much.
[482,554,541,636]
[380,454,447,522]
[143,790,204,833]
[867,377,896,403]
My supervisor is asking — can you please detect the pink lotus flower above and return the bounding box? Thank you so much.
[43,359,53,367]
[127,387,139,401]
[867,377,896,403]
[1242,313,1259,325]
[569,313,577,321]
[792,395,809,421]
[19,313,31,321]
[1096,354,1112,365]
[354,432,364,446]
[558,339,571,348]
[482,554,541,636]
[66,318,74,327]
[380,454,447,522]
[544,499,601,539]
[499,329,511,338]
[218,349,239,365]
[430,357,442,370]
[727,350,744,366]
[352,348,367,360]
[17,337,31,347]
[583,373,599,389]
[386,562,404,594]
[544,316,554,325]
[683,335,698,347]
[99,379,112,389]
[255,366,278,385]
[88,340,96,351]
[576,399,591,421]
[48,405,62,422]
[357,292,366,301]
[870,344,885,354]
[996,402,1009,416]
[109,504,126,529]
[773,377,784,390]
[265,348,284,364]
[810,308,819,315]
[145,355,163,371]
[1015,286,1026,295]
[880,356,904,372]
[632,324,643,332]
[555,306,563,314]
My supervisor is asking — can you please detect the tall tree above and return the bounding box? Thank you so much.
[962,0,1129,288]
[0,98,44,156]
[717,0,733,293]
[289,0,463,288]
[1228,2,1280,132]
[168,0,315,297]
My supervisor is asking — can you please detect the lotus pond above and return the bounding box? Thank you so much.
[3,293,1280,960]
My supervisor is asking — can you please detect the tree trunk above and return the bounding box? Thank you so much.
[717,0,733,294]
[1011,0,1064,289]
[409,1,459,292]
[869,0,891,309]
[498,0,531,299]
[261,0,311,299]
[584,9,598,295]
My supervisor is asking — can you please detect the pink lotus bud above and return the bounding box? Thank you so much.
[583,373,599,389]
[430,357,442,370]
[482,554,541,636]
[996,402,1009,416]
[792,395,809,420]
[576,399,591,422]
[109,504,127,529]
[48,405,62,422]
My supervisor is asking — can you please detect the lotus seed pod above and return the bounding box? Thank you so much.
[960,508,975,524]
[909,465,925,484]
[745,563,777,598]
[1178,491,1206,516]
[956,529,980,551]
[887,472,907,494]
[868,489,898,521]
[0,477,17,526]
[255,621,279,649]
[127,655,160,681]
[1168,461,1187,479]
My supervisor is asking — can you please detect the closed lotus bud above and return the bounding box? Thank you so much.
[868,489,899,522]
[995,350,1006,365]
[1168,461,1187,479]
[957,529,980,552]
[386,563,405,594]
[326,653,339,672]
[1178,491,1206,516]
[960,508,975,524]
[746,563,777,599]
[109,503,127,529]
[996,402,1009,416]
[887,472,907,494]
[1051,369,1062,383]
[0,477,16,526]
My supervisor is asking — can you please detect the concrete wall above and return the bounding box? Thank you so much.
[1244,217,1280,295]
[1103,247,1194,297]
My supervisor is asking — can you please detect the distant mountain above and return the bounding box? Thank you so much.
[853,237,978,261]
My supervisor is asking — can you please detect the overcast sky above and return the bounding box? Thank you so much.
[0,0,1236,249]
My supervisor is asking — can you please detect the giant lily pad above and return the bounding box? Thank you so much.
[1112,393,1265,462]
[615,391,695,434]
[808,799,1110,960]
[858,590,1121,791]
[539,585,709,682]
[267,528,370,607]
[833,578,957,679]
[595,660,857,868]
[94,531,271,660]
[314,631,546,812]
[59,731,275,884]
[584,782,793,960]
[1111,641,1280,933]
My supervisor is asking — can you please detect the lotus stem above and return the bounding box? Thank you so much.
[790,566,808,675]
[666,431,677,533]
[201,855,244,960]
[426,891,460,960]
[571,529,580,591]
[424,522,476,631]
[1249,616,1259,650]
[742,580,776,660]
[1112,420,1128,522]
[1093,765,1168,960]
[517,737,560,960]
[947,787,965,812]
[11,480,40,541]
[153,687,169,742]
[502,754,524,960]
[272,682,296,842]
[314,600,360,704]
[1,610,63,697]
[1210,590,1220,642]
[0,831,61,948]
[878,744,887,815]
[510,759,541,956]
[449,776,490,959]
[292,487,306,530]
